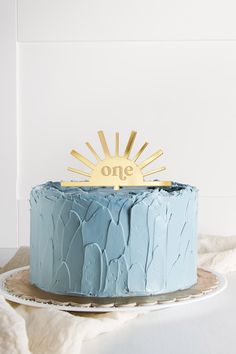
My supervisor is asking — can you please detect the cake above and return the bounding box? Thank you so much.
[29,130,198,297]
[29,181,198,297]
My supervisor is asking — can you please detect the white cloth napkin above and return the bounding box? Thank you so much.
[198,234,236,273]
[1,234,236,354]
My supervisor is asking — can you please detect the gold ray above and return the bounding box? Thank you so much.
[61,180,172,187]
[143,166,166,177]
[123,131,137,158]
[67,167,91,177]
[132,142,149,162]
[138,149,163,170]
[115,132,119,157]
[71,149,95,170]
[98,130,111,158]
[142,180,172,187]
[86,142,101,162]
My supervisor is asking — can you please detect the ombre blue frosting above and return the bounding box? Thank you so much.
[29,181,198,297]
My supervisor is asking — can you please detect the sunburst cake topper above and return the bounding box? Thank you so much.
[60,131,172,190]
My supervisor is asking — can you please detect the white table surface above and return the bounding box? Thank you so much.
[82,273,236,354]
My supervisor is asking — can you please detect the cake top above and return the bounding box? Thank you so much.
[31,181,197,205]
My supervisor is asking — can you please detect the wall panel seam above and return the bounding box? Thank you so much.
[17,39,236,44]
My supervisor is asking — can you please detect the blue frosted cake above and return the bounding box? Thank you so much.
[29,181,198,297]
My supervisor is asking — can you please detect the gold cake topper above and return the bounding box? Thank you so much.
[61,131,172,190]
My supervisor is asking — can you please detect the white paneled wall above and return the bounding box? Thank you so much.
[18,42,236,199]
[1,0,236,248]
[18,0,236,41]
[0,0,17,247]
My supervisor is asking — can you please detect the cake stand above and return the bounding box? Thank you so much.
[0,266,227,313]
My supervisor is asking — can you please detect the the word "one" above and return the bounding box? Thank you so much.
[101,165,133,181]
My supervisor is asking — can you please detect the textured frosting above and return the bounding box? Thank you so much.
[29,182,198,297]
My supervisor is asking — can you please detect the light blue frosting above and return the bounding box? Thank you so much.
[29,182,198,297]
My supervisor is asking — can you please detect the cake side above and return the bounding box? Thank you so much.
[29,182,198,297]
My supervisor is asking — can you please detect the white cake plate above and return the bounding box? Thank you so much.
[0,266,227,313]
